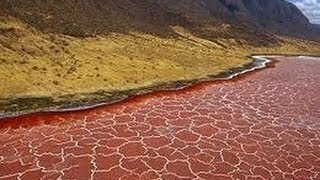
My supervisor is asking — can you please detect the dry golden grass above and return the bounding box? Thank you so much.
[1,16,320,102]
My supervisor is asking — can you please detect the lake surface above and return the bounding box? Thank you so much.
[0,56,319,179]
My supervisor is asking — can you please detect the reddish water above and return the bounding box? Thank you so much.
[0,57,319,180]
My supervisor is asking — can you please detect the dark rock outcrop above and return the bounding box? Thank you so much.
[213,0,314,38]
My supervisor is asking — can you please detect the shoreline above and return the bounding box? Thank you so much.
[1,54,317,120]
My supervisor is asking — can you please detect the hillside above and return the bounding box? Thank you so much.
[1,0,319,40]
[0,0,320,116]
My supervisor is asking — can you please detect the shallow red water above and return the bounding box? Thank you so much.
[0,57,320,180]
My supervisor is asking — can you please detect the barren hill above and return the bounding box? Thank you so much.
[1,0,318,40]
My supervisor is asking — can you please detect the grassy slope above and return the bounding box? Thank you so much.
[1,16,320,114]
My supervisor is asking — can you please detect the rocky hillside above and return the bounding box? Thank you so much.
[0,0,318,41]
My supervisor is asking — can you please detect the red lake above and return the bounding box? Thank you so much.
[0,56,320,180]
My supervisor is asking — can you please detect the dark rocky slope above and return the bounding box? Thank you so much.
[0,0,318,42]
